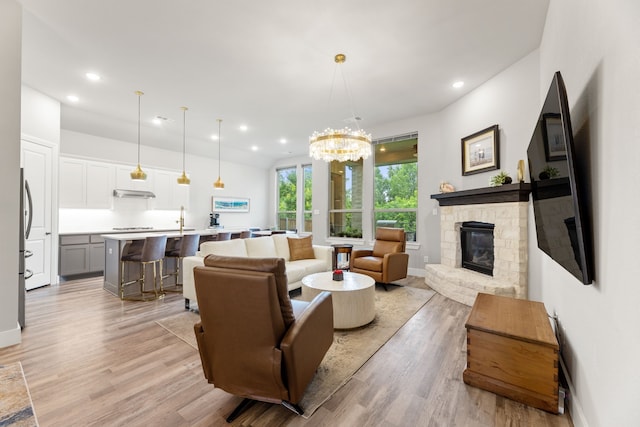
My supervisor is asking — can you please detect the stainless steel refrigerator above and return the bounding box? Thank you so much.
[19,168,33,329]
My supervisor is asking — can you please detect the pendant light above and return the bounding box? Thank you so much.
[130,90,147,181]
[309,54,372,162]
[213,118,225,190]
[177,106,191,185]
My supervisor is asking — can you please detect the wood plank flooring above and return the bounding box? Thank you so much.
[0,277,573,426]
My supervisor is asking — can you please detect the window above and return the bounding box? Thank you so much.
[277,166,297,231]
[303,164,313,232]
[329,159,363,238]
[374,135,418,242]
[277,164,312,233]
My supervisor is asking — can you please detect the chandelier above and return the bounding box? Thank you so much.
[309,54,372,162]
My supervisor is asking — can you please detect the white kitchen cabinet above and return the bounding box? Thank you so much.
[86,161,114,208]
[59,157,86,208]
[59,157,114,209]
[152,169,190,210]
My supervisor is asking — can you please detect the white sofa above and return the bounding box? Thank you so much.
[182,234,333,309]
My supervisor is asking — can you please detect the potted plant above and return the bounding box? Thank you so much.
[538,165,560,180]
[489,171,512,187]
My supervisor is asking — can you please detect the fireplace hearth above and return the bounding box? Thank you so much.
[461,221,494,276]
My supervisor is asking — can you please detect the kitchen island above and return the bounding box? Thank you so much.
[101,229,228,298]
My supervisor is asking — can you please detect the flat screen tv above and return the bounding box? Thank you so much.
[527,71,594,285]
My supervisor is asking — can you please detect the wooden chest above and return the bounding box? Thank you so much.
[463,293,559,413]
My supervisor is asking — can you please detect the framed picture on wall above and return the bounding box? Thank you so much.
[211,197,250,212]
[461,124,500,176]
[542,113,566,161]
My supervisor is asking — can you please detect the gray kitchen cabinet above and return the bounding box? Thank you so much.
[59,234,104,276]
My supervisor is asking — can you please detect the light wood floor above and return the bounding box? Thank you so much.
[0,276,573,427]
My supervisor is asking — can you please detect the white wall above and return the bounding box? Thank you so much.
[60,130,270,231]
[22,84,60,143]
[0,0,22,348]
[529,0,640,425]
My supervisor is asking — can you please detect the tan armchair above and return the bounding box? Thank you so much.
[350,227,409,289]
[193,255,334,422]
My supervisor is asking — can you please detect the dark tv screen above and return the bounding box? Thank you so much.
[527,71,594,285]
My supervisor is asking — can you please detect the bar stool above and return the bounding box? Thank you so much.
[216,231,232,241]
[119,235,167,301]
[162,233,200,293]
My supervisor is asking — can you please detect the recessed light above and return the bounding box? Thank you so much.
[66,95,79,102]
[280,138,287,144]
[211,134,219,140]
[85,72,101,81]
[239,125,248,132]
[251,146,258,151]
[152,118,162,125]
[452,81,464,89]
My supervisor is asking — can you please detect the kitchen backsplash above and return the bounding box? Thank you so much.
[59,200,192,233]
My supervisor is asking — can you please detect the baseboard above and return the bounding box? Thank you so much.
[408,267,425,277]
[0,322,22,349]
[559,354,589,427]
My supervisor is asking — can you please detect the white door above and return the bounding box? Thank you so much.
[21,139,53,290]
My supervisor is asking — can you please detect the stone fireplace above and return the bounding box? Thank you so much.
[425,183,531,306]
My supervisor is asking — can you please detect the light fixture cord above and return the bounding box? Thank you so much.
[137,92,141,163]
[338,62,361,131]
[217,119,222,177]
[182,107,187,171]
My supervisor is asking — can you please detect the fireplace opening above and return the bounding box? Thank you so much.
[460,221,495,276]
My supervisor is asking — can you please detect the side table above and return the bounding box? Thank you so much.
[331,244,353,270]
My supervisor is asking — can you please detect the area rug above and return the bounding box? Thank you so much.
[0,362,39,427]
[156,285,435,418]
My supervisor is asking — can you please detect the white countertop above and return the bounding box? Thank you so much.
[100,228,226,240]
[59,227,196,236]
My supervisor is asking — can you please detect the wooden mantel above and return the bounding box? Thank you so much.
[431,182,531,206]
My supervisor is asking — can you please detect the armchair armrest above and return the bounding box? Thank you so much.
[350,249,373,269]
[312,245,333,270]
[193,322,215,384]
[280,291,333,404]
[182,255,204,304]
[352,249,373,258]
[382,252,410,283]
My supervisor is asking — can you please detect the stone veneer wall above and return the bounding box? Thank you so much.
[425,201,528,306]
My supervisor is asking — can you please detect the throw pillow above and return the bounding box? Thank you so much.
[287,235,315,261]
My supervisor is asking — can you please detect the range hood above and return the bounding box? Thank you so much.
[113,189,156,199]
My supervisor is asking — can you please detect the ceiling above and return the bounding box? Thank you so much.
[19,0,549,167]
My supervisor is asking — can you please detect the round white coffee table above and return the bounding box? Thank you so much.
[301,271,375,329]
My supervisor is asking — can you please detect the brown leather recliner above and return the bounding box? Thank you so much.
[193,255,334,422]
[349,227,409,289]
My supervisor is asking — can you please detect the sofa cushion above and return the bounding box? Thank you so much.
[200,239,248,257]
[203,255,295,327]
[284,262,307,284]
[272,233,295,261]
[352,256,383,272]
[288,235,315,261]
[245,236,277,258]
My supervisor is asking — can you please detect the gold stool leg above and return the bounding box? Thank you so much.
[161,257,182,293]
